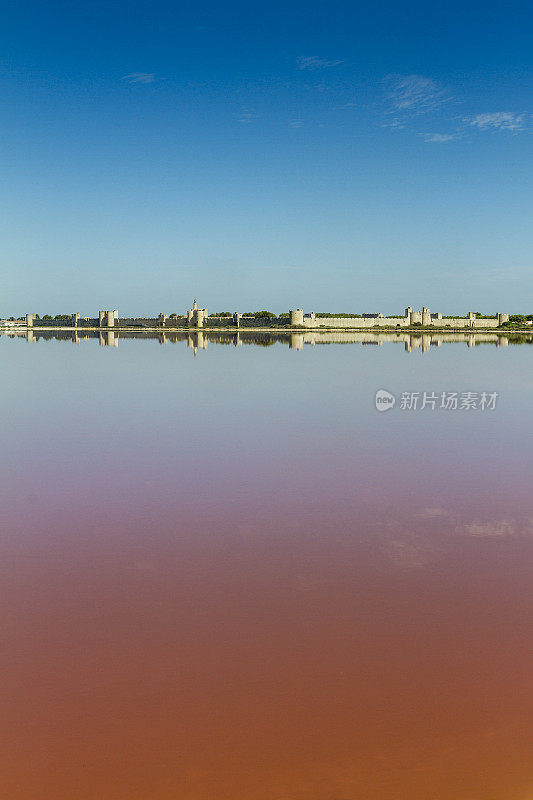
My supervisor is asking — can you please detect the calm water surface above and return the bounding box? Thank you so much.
[2,332,533,800]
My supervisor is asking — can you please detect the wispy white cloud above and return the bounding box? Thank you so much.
[457,519,530,538]
[416,507,451,519]
[382,77,530,142]
[237,110,256,124]
[469,111,525,131]
[419,132,459,143]
[297,56,343,71]
[462,521,513,537]
[123,72,156,85]
[385,74,451,115]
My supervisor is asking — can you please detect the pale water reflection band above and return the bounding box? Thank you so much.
[6,329,531,352]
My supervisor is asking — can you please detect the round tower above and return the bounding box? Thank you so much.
[290,309,304,326]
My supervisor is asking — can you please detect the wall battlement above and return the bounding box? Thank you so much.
[289,307,509,330]
[4,304,512,331]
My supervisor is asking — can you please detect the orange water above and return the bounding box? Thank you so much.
[2,336,532,799]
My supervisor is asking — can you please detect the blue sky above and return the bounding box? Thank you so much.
[1,0,532,315]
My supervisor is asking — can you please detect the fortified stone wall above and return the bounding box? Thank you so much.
[9,306,511,331]
[119,317,165,327]
[291,316,410,328]
[289,308,509,329]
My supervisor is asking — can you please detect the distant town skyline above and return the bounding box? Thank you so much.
[1,0,532,315]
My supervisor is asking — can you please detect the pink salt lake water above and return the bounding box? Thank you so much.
[1,332,532,800]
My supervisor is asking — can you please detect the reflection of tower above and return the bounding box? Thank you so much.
[289,333,304,350]
[99,331,118,347]
[187,331,208,355]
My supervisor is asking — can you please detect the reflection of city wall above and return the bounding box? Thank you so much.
[290,331,510,350]
[7,329,524,352]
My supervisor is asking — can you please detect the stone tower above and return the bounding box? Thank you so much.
[290,309,304,326]
[188,300,207,327]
